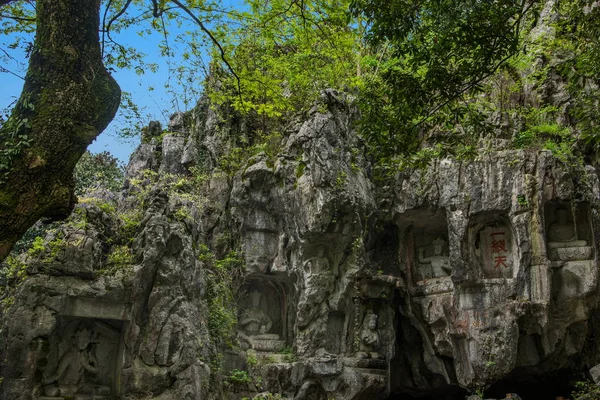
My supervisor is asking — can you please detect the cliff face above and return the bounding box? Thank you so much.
[2,90,600,400]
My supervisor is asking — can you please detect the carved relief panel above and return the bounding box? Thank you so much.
[297,245,337,328]
[344,301,388,370]
[545,203,594,262]
[38,297,130,399]
[40,318,123,399]
[545,202,597,300]
[396,209,451,286]
[416,236,451,281]
[237,279,287,352]
[469,215,515,279]
[243,210,279,273]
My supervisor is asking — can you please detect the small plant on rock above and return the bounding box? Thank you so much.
[572,380,600,400]
[227,369,251,385]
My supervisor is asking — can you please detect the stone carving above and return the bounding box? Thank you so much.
[547,207,592,261]
[238,289,285,352]
[239,290,272,336]
[42,321,111,397]
[304,245,332,275]
[417,237,451,280]
[243,210,279,273]
[9,95,600,400]
[297,246,336,328]
[475,224,514,279]
[356,312,384,360]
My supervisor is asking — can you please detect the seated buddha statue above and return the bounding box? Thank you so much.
[418,237,451,279]
[547,208,591,261]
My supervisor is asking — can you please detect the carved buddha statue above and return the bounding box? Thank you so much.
[304,245,331,275]
[356,312,384,360]
[418,237,451,279]
[548,208,584,247]
[42,323,110,397]
[547,208,591,261]
[239,290,272,336]
[238,290,284,352]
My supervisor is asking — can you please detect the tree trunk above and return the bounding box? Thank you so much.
[0,0,120,261]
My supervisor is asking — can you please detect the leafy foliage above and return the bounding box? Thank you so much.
[571,380,600,400]
[199,245,245,345]
[73,151,125,196]
[551,0,600,156]
[227,369,251,385]
[2,0,600,196]
[209,0,360,125]
[349,0,541,159]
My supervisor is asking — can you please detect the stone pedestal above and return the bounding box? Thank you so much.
[248,334,286,352]
[548,245,592,262]
[413,276,453,296]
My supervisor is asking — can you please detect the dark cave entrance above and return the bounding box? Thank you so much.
[386,386,467,400]
[385,368,582,400]
[484,369,581,400]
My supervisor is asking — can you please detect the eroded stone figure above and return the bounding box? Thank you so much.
[239,290,272,336]
[548,208,591,261]
[238,290,285,352]
[304,245,332,275]
[548,208,584,246]
[418,237,451,279]
[42,322,109,397]
[297,246,335,328]
[356,312,384,360]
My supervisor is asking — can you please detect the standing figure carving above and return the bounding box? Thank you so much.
[42,322,109,397]
[356,312,384,360]
[297,245,336,328]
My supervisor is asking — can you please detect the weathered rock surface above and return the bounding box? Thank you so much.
[2,90,600,400]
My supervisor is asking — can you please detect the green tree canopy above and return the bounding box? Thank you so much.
[0,0,361,261]
[349,0,542,159]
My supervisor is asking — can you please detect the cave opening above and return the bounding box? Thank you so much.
[385,368,582,400]
[385,385,467,400]
[484,368,581,400]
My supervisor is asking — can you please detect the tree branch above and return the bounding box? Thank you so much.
[0,12,34,22]
[0,65,25,80]
[170,0,243,101]
[0,0,120,262]
[103,0,133,56]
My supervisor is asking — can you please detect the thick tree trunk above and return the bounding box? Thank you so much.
[0,0,120,261]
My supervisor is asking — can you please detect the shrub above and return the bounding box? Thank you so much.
[572,380,600,400]
[227,369,251,385]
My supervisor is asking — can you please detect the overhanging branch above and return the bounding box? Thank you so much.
[170,0,243,102]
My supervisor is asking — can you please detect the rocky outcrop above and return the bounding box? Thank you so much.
[2,90,600,400]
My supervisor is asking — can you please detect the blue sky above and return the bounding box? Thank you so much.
[1,1,244,164]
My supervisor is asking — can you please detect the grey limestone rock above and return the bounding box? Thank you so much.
[3,90,600,400]
[591,364,600,385]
